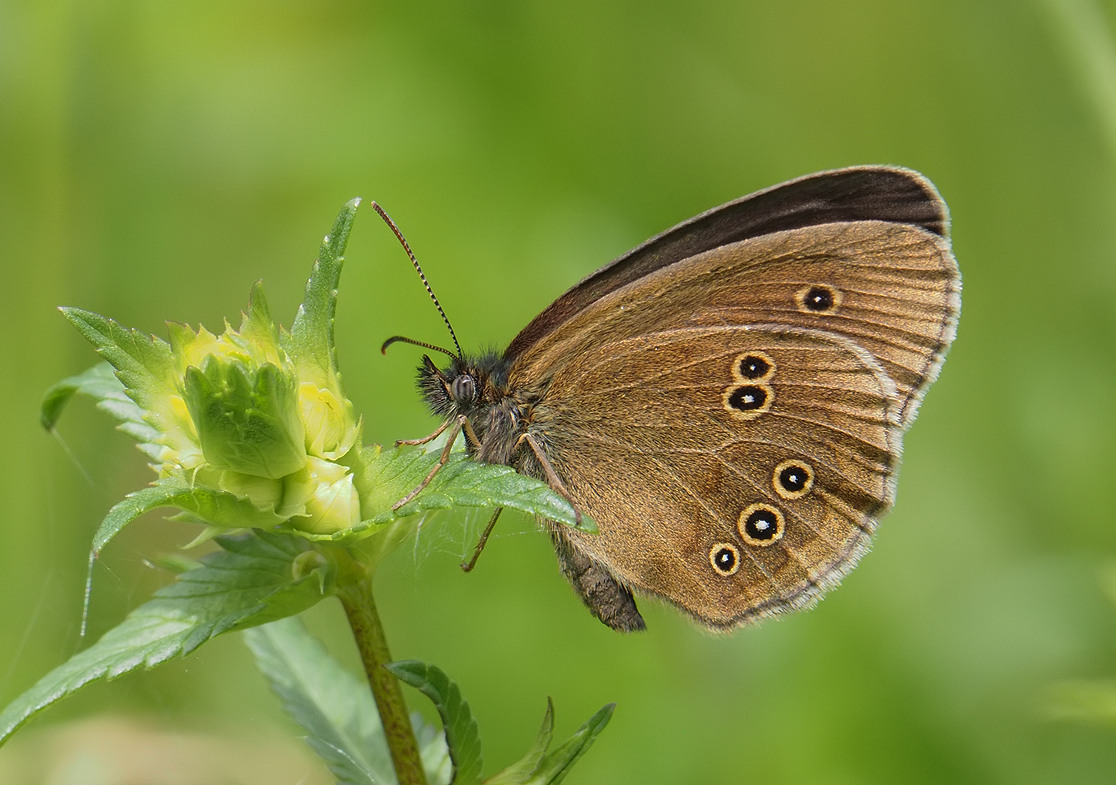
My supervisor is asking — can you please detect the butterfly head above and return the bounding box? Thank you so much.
[418,351,508,419]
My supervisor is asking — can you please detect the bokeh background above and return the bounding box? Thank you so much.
[3,1,1115,783]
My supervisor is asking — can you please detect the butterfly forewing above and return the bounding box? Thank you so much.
[512,220,957,432]
[505,166,950,362]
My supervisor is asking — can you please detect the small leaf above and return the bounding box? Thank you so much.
[386,660,483,785]
[59,308,177,412]
[358,445,593,533]
[527,703,614,785]
[485,701,613,785]
[0,532,329,746]
[244,617,394,785]
[289,198,361,384]
[92,478,287,555]
[238,281,284,357]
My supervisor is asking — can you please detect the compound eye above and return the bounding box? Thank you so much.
[451,374,477,404]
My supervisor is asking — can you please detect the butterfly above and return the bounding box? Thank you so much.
[383,166,960,631]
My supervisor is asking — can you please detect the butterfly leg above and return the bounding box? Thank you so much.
[394,416,451,447]
[460,507,504,572]
[519,432,583,526]
[392,417,468,510]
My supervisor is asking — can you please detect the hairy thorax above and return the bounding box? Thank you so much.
[419,350,549,474]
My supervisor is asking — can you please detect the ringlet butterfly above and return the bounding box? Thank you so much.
[382,166,960,632]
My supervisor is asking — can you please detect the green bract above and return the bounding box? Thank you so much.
[179,326,308,481]
[57,278,361,538]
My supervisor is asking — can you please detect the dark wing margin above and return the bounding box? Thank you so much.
[504,166,948,361]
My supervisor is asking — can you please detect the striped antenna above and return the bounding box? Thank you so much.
[370,202,463,359]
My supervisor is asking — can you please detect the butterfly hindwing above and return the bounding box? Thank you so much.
[530,325,900,628]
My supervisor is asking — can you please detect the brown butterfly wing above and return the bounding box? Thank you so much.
[514,220,958,428]
[508,220,958,628]
[505,166,951,363]
[532,325,898,628]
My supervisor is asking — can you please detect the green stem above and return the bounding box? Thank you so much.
[334,549,427,785]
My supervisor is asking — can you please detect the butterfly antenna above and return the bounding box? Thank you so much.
[380,334,459,360]
[371,201,464,359]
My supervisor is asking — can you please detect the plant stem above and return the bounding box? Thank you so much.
[335,549,427,785]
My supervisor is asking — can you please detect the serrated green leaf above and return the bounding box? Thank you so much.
[244,618,452,785]
[0,532,329,746]
[359,445,593,533]
[386,660,483,785]
[59,307,176,412]
[92,478,287,555]
[244,617,394,785]
[485,701,613,785]
[288,198,361,383]
[527,703,614,785]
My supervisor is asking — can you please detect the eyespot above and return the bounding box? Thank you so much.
[722,384,773,419]
[773,459,814,499]
[737,503,785,546]
[450,374,478,405]
[734,351,775,382]
[795,284,842,314]
[709,543,740,576]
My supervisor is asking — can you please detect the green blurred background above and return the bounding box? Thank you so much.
[3,1,1116,783]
